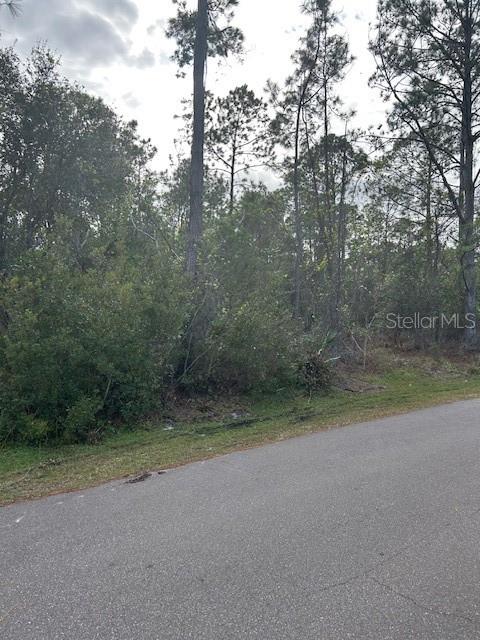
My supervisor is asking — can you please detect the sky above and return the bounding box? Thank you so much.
[1,0,383,171]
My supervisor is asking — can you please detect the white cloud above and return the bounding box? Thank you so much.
[2,0,382,170]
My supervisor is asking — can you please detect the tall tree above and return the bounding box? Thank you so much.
[271,0,352,323]
[167,0,243,278]
[371,0,480,348]
[188,0,207,278]
[0,47,147,272]
[207,85,274,215]
[270,12,322,318]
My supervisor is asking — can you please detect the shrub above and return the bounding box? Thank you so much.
[0,252,186,444]
[187,296,300,393]
[64,395,102,443]
[298,352,335,394]
[297,333,336,394]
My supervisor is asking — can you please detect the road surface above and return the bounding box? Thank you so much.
[1,399,480,639]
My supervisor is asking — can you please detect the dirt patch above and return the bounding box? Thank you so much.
[159,392,250,426]
[125,472,152,484]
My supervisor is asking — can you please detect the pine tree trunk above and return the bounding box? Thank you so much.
[229,140,236,216]
[292,102,304,319]
[460,213,476,347]
[460,140,476,347]
[460,7,477,348]
[335,132,348,335]
[323,83,336,332]
[303,113,328,269]
[186,0,208,278]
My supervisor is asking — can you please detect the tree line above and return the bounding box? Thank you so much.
[0,0,478,444]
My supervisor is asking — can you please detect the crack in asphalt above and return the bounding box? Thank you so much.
[306,501,480,604]
[369,577,479,628]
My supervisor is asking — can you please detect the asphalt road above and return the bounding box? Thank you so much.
[1,400,480,639]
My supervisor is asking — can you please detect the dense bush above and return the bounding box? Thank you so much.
[0,259,334,443]
[202,298,300,392]
[0,252,186,443]
[0,241,336,445]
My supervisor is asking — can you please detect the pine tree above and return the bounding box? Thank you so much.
[167,0,243,277]
[371,0,480,347]
[206,85,274,215]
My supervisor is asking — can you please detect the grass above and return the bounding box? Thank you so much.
[1,365,480,506]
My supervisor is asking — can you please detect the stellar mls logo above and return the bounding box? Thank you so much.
[386,313,476,330]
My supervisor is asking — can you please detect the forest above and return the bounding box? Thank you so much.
[1,0,479,446]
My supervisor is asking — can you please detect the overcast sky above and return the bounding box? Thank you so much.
[1,0,383,170]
